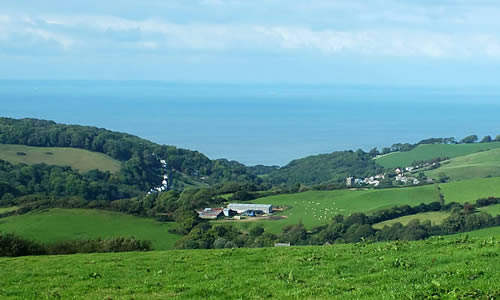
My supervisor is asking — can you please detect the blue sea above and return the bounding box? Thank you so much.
[1,80,500,166]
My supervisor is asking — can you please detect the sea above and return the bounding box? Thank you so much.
[1,80,500,166]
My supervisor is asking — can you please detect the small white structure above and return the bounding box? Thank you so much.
[227,203,272,214]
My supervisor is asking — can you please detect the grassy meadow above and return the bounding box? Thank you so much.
[372,211,450,229]
[439,177,500,204]
[225,185,440,233]
[478,204,500,216]
[0,144,121,173]
[375,142,500,169]
[0,209,180,250]
[1,237,500,299]
[425,148,500,181]
[223,177,500,234]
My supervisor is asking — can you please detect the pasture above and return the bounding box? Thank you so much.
[0,144,121,173]
[372,211,450,229]
[229,185,441,233]
[375,142,500,169]
[226,177,500,234]
[0,209,180,250]
[1,237,500,299]
[439,177,500,204]
[478,204,500,216]
[426,148,500,181]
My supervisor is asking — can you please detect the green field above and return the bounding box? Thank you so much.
[0,209,180,250]
[372,211,450,229]
[0,144,121,173]
[439,177,500,204]
[224,177,500,234]
[426,148,500,181]
[375,142,500,169]
[1,237,500,299]
[226,185,440,233]
[478,204,500,216]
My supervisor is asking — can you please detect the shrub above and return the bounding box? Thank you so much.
[0,233,46,257]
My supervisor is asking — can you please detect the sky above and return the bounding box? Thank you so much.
[1,0,500,85]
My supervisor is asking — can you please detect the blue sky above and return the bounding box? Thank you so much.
[2,0,500,85]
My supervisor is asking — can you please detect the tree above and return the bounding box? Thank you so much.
[368,148,379,157]
[481,136,492,143]
[461,135,478,144]
[437,172,449,183]
[381,147,392,155]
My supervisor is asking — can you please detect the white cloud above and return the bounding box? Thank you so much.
[1,13,500,60]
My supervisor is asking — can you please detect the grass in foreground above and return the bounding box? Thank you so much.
[372,211,450,230]
[0,144,121,173]
[375,142,500,169]
[426,148,500,181]
[1,237,500,299]
[0,209,180,250]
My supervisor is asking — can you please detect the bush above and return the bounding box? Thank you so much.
[47,237,152,255]
[0,233,46,257]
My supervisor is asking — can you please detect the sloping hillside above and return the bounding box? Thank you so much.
[426,148,500,181]
[267,150,384,185]
[0,144,121,173]
[376,142,500,168]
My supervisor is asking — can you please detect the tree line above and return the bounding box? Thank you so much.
[0,233,151,257]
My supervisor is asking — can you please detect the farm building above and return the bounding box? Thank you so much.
[223,208,237,217]
[227,203,272,214]
[198,208,224,219]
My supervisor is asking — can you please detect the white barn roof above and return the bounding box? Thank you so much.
[227,203,272,213]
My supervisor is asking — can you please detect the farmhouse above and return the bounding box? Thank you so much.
[227,203,272,214]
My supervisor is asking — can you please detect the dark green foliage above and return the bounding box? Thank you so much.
[47,237,151,255]
[0,232,46,257]
[247,164,279,176]
[481,135,493,143]
[0,117,261,190]
[267,149,384,185]
[461,135,479,144]
[0,232,151,257]
[229,190,255,201]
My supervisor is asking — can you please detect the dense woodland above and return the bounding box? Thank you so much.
[267,150,384,185]
[0,117,261,190]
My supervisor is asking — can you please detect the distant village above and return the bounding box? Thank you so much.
[197,203,273,220]
[346,161,439,187]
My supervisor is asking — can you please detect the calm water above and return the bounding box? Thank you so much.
[1,80,500,166]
